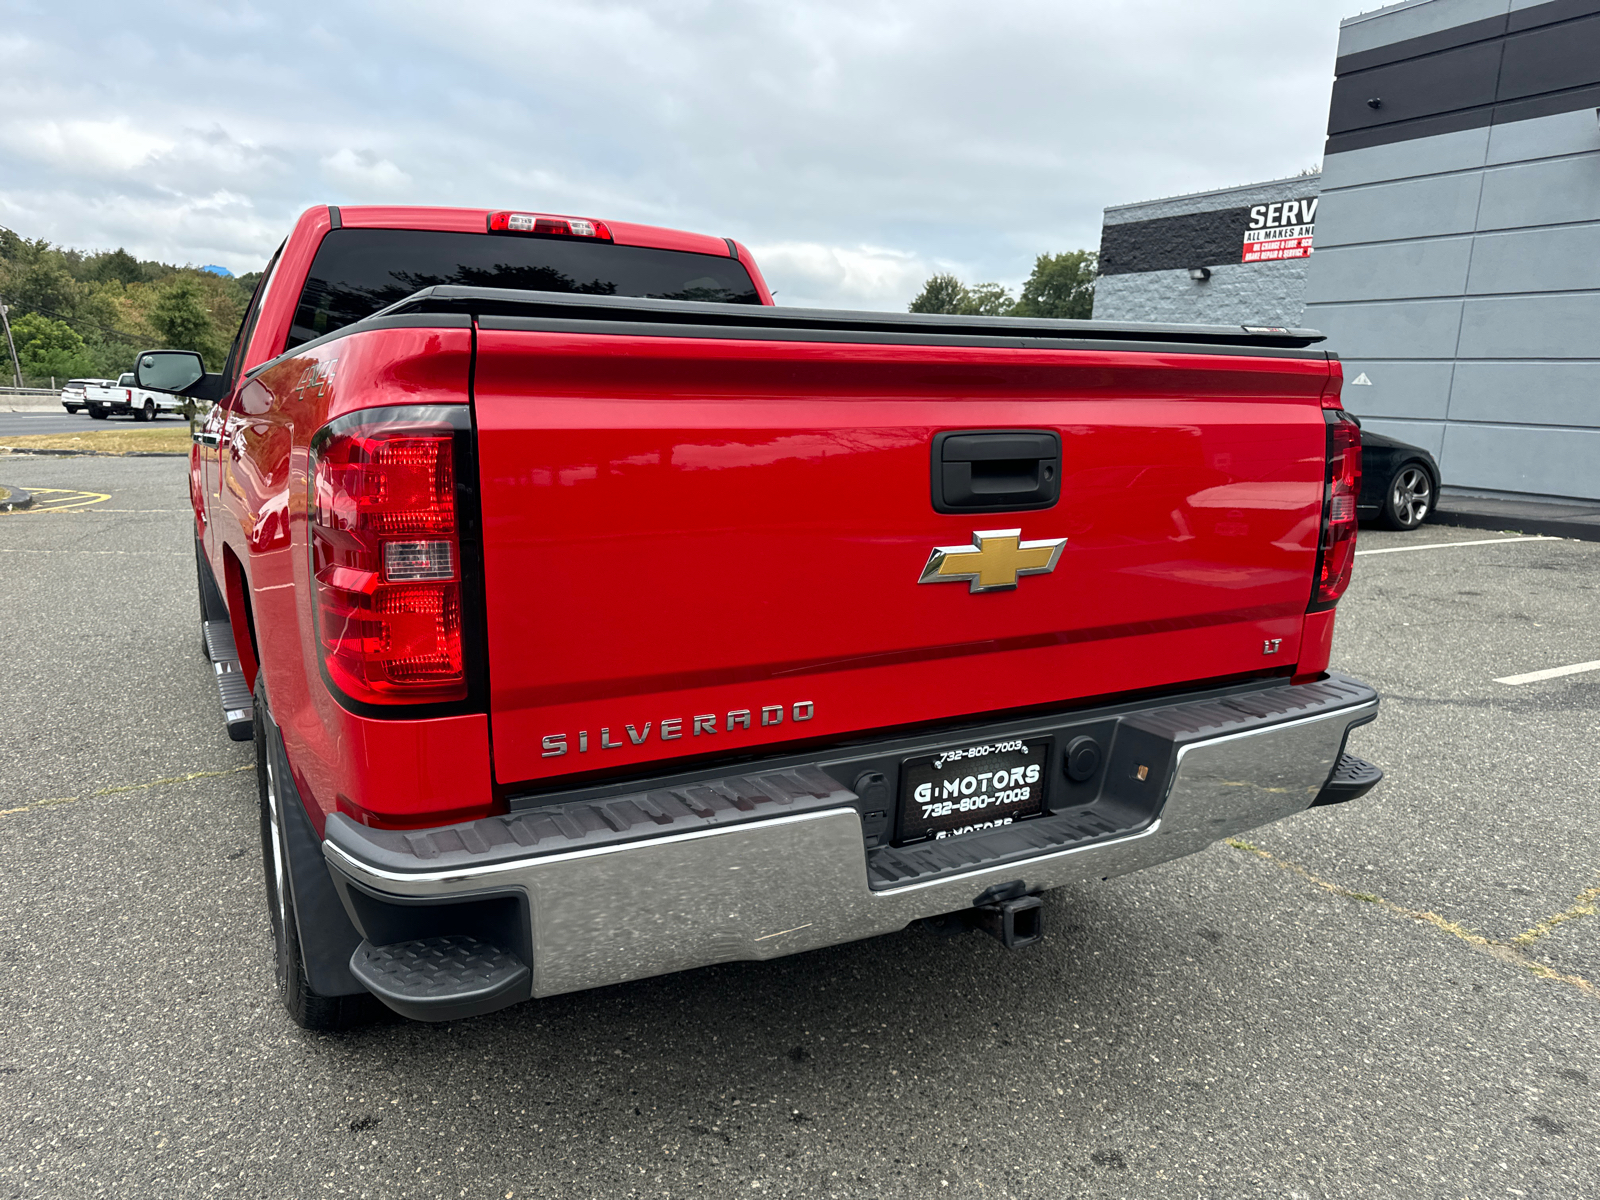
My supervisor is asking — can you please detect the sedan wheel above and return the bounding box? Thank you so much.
[1381,463,1433,530]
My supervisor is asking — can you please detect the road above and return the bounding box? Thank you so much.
[1,455,1595,1199]
[0,410,177,438]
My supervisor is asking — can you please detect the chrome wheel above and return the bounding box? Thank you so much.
[1386,464,1432,529]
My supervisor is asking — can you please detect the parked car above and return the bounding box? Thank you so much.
[1355,421,1441,531]
[85,372,182,421]
[60,378,113,414]
[135,203,1381,1030]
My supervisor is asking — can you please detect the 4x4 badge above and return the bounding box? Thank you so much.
[918,529,1067,594]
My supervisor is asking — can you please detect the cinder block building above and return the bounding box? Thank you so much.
[1095,175,1323,329]
[1095,0,1600,502]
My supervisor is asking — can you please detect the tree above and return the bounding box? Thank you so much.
[910,251,1097,320]
[89,248,146,286]
[959,281,1016,316]
[14,259,81,321]
[1013,251,1097,320]
[909,273,970,315]
[150,276,225,366]
[10,312,92,382]
[909,273,1018,316]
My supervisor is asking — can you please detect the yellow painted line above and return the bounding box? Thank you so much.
[0,487,112,514]
[1226,839,1595,998]
[0,764,253,819]
[1511,883,1600,949]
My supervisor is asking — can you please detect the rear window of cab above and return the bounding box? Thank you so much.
[287,227,761,349]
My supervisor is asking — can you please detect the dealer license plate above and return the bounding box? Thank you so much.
[898,737,1049,843]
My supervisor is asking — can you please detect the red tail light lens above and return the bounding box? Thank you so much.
[1313,410,1362,609]
[487,210,613,240]
[312,420,465,703]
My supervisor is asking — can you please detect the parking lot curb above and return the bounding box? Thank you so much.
[1429,509,1600,544]
[0,484,33,511]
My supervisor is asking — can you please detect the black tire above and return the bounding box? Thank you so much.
[143,399,157,421]
[89,408,108,420]
[1379,462,1434,531]
[65,405,80,414]
[255,678,376,1031]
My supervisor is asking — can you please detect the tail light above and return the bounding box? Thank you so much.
[1311,409,1362,609]
[487,210,612,240]
[311,408,472,705]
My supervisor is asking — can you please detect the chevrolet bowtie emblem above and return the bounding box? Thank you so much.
[917,529,1067,594]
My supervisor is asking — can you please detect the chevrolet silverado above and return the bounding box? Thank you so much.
[136,203,1381,1029]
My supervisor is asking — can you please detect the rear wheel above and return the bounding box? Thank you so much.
[89,408,107,420]
[255,679,376,1031]
[1380,463,1433,530]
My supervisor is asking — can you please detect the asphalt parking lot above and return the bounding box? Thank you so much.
[1,454,1595,1200]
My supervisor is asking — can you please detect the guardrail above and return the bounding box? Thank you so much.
[1,387,62,399]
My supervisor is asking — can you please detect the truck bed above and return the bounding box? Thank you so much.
[331,288,1341,790]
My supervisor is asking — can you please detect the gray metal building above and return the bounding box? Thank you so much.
[1095,0,1600,502]
[1307,0,1600,502]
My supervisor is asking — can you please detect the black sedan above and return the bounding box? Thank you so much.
[1354,420,1441,530]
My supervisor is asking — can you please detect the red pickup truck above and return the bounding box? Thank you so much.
[137,204,1381,1029]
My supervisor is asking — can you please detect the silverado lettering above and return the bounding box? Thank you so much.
[146,203,1381,1031]
[539,702,815,756]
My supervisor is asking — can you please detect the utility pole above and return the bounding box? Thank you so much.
[0,298,21,389]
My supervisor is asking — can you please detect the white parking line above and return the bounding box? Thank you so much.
[1356,535,1561,556]
[1495,660,1600,686]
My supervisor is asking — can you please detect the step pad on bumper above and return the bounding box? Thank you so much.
[868,806,1144,888]
[349,935,530,1022]
[1311,752,1383,807]
[203,619,253,742]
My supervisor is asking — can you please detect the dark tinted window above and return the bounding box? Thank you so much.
[288,228,761,348]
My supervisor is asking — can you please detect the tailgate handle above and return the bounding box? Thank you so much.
[932,430,1061,514]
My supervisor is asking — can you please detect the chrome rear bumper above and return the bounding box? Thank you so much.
[324,680,1377,1002]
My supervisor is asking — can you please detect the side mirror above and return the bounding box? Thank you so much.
[135,350,226,403]
[136,350,205,394]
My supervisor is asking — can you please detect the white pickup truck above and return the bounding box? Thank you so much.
[85,372,181,420]
[60,378,114,414]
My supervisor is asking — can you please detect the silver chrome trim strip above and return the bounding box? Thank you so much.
[323,810,838,889]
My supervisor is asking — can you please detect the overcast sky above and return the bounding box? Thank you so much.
[1,0,1363,309]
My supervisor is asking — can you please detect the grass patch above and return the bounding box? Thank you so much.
[0,485,9,502]
[0,428,192,455]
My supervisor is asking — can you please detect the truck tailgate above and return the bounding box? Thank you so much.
[472,326,1331,787]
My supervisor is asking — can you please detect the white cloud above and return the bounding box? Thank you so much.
[2,118,173,174]
[320,148,412,197]
[749,242,940,309]
[0,0,1358,305]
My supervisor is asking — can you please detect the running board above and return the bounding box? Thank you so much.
[203,619,254,742]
